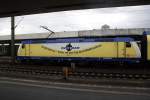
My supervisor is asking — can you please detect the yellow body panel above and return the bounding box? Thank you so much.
[147,35,150,60]
[18,42,138,58]
[117,42,125,57]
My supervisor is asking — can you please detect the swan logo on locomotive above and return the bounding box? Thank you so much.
[61,43,80,51]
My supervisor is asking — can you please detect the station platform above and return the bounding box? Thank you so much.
[0,77,149,100]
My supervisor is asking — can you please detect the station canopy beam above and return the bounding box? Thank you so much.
[0,0,150,18]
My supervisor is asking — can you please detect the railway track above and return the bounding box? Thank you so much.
[0,63,150,80]
[0,56,11,63]
[69,72,149,80]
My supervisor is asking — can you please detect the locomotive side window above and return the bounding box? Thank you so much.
[22,44,25,48]
[126,42,131,48]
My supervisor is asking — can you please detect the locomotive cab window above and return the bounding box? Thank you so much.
[126,42,131,48]
[22,44,25,48]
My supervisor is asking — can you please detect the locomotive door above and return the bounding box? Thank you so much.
[117,42,126,58]
[25,44,30,56]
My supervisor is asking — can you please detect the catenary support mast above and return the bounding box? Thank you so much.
[11,16,15,64]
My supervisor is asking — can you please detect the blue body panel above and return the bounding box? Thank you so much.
[16,56,140,63]
[22,37,134,44]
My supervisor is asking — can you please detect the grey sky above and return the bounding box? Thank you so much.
[0,5,150,35]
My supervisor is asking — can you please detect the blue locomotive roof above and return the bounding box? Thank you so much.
[22,37,134,44]
[143,31,150,35]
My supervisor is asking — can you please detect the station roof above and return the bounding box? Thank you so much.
[0,28,149,42]
[0,0,150,17]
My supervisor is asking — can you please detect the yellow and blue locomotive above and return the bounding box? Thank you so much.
[16,31,150,63]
